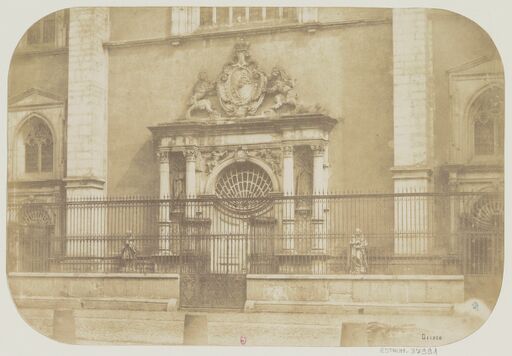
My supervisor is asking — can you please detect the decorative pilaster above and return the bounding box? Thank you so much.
[311,144,326,251]
[157,149,171,253]
[392,8,434,255]
[185,147,198,218]
[311,144,326,195]
[282,145,295,251]
[158,150,171,198]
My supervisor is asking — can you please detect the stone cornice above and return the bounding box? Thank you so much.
[148,113,338,141]
[390,166,433,180]
[440,162,504,174]
[104,18,391,50]
[63,177,106,190]
[12,47,68,58]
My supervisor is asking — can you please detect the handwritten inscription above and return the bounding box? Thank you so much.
[422,333,442,341]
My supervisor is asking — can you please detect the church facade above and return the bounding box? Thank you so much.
[7,7,504,315]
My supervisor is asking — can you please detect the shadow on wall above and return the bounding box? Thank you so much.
[113,139,159,196]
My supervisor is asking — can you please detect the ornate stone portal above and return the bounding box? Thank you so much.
[149,39,337,257]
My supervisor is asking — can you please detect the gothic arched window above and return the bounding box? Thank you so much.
[471,86,504,157]
[21,118,54,174]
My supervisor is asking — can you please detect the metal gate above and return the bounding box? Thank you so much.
[179,217,248,309]
[460,194,504,275]
[9,223,53,272]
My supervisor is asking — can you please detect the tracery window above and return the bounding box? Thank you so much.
[22,118,53,174]
[471,86,504,157]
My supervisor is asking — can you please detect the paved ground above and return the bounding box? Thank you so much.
[17,307,487,347]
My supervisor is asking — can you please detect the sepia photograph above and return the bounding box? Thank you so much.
[1,0,509,351]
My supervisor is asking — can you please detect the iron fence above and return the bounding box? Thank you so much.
[6,191,504,275]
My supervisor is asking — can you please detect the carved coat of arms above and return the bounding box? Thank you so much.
[184,39,316,119]
[216,40,267,117]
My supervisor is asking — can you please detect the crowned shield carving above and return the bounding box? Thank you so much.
[216,40,267,117]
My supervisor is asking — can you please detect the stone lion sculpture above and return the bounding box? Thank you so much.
[266,66,298,112]
[186,71,218,119]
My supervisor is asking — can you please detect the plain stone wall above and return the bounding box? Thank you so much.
[246,275,464,304]
[8,273,180,300]
[392,9,434,169]
[106,8,394,196]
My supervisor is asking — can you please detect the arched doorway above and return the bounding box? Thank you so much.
[180,161,275,309]
[15,205,54,272]
[461,194,504,274]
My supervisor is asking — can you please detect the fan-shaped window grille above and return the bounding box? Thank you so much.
[215,162,273,215]
[20,206,53,226]
[467,196,503,231]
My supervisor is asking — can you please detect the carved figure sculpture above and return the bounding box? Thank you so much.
[348,228,368,274]
[205,150,229,173]
[267,66,298,112]
[120,231,137,272]
[186,71,218,119]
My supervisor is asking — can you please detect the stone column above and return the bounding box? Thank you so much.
[158,150,171,253]
[392,9,434,255]
[282,145,295,251]
[311,144,326,251]
[65,8,109,264]
[185,148,198,218]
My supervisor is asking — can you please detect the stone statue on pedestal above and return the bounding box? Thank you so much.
[348,228,368,274]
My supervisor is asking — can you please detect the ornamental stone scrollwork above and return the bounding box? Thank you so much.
[310,144,325,156]
[216,39,267,117]
[253,148,282,176]
[184,147,200,162]
[186,72,219,120]
[266,66,298,113]
[157,150,170,163]
[234,147,249,162]
[204,149,230,174]
[282,145,294,158]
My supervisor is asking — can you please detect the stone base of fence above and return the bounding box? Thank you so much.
[245,274,464,314]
